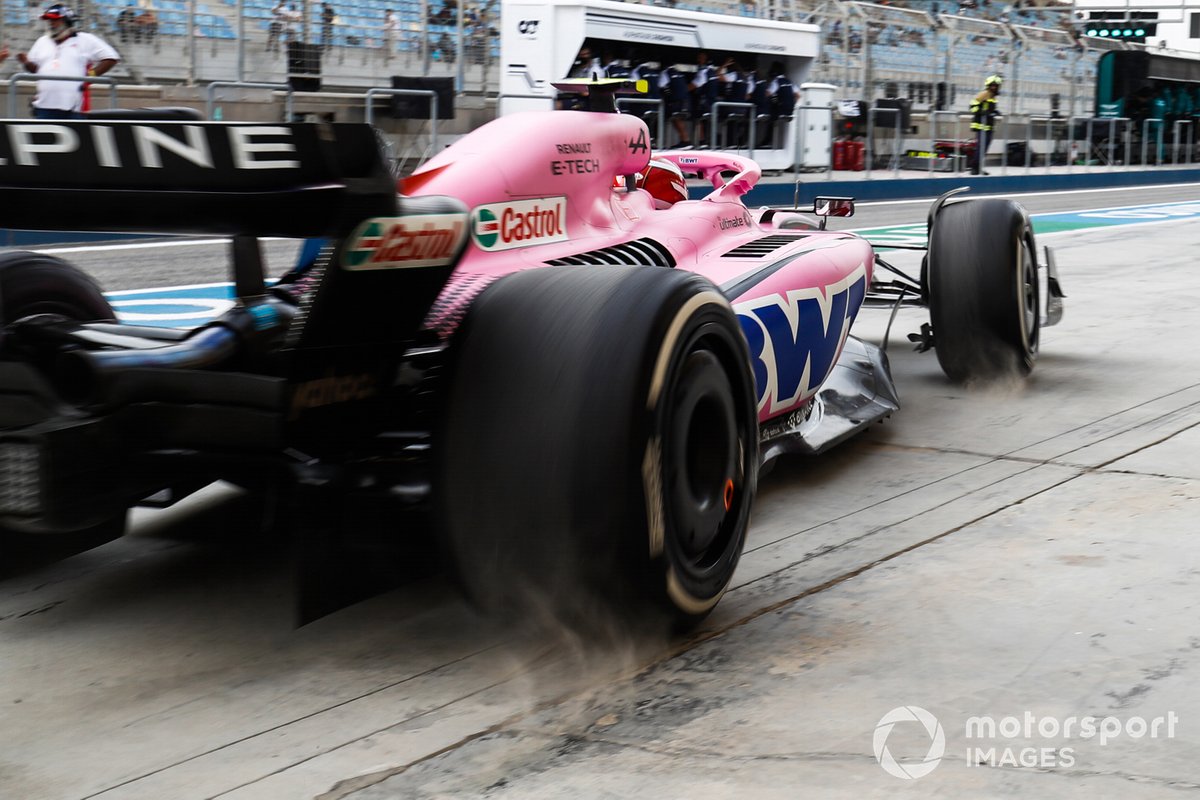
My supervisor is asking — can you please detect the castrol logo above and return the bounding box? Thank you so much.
[342,213,468,270]
[471,197,568,252]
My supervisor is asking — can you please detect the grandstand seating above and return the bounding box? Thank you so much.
[0,0,1098,119]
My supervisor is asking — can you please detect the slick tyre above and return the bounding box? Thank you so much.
[0,251,117,325]
[926,199,1039,382]
[438,266,759,630]
[0,252,123,560]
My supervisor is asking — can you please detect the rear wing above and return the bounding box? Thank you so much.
[0,120,398,238]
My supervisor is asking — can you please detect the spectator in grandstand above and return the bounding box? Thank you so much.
[321,2,335,49]
[117,2,138,43]
[466,27,486,64]
[12,4,119,119]
[384,9,400,57]
[436,31,455,63]
[0,45,7,63]
[283,3,302,44]
[138,7,158,43]
[267,0,287,53]
[968,74,1002,175]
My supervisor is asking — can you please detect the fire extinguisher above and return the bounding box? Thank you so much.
[833,140,847,171]
[849,141,865,171]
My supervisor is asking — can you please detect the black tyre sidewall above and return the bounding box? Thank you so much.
[437,266,757,625]
[927,199,1038,381]
[0,252,116,325]
[642,293,757,620]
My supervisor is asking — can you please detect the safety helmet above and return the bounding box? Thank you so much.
[984,74,1003,89]
[41,3,77,23]
[638,158,688,209]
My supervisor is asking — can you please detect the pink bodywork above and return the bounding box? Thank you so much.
[403,110,875,423]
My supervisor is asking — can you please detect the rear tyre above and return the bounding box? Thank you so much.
[0,253,124,560]
[438,266,759,630]
[0,251,116,325]
[926,199,1039,382]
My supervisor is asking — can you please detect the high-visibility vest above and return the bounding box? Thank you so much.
[970,92,998,131]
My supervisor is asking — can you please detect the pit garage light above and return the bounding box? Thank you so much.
[1086,28,1097,35]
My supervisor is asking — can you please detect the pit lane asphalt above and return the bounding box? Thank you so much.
[2,183,1200,799]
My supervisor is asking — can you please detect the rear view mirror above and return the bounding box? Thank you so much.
[813,196,855,218]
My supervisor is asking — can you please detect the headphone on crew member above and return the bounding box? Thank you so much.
[41,4,78,41]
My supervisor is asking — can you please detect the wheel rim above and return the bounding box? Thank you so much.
[1018,235,1038,354]
[663,339,746,577]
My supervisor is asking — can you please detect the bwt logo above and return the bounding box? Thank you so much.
[517,19,539,35]
[735,265,867,415]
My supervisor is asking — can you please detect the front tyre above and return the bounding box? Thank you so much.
[438,266,759,629]
[926,199,1039,382]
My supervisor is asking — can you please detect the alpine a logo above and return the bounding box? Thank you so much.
[735,264,868,415]
[342,214,467,270]
[471,197,567,252]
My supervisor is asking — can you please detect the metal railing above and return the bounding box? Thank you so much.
[709,101,758,158]
[1023,116,1057,174]
[1172,120,1193,166]
[1083,116,1131,169]
[205,81,293,121]
[1142,118,1164,167]
[616,98,667,150]
[365,88,439,157]
[6,73,119,117]
[1066,114,1091,173]
[864,106,901,179]
[929,110,969,176]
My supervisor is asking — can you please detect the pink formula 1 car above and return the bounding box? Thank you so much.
[0,85,1063,626]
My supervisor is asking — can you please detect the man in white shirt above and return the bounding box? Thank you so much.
[13,4,119,119]
[384,9,400,58]
[283,3,302,44]
[267,0,286,52]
